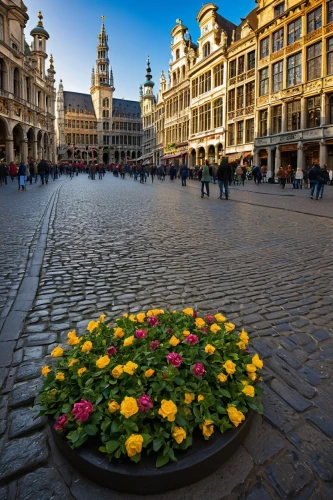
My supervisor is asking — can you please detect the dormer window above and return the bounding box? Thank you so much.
[274,2,284,18]
[203,42,210,58]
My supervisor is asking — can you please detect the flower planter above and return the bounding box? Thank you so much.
[50,409,254,494]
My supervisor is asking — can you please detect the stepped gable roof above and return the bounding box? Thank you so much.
[112,99,141,119]
[63,91,95,115]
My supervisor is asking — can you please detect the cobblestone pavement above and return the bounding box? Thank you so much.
[0,174,333,500]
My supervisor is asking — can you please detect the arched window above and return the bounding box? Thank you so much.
[13,67,20,97]
[176,49,180,60]
[203,42,211,58]
[103,97,109,107]
[173,72,177,86]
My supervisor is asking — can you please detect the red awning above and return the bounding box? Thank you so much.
[161,152,186,160]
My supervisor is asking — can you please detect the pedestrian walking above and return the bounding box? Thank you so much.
[151,165,156,183]
[308,164,320,199]
[200,160,210,198]
[9,161,17,182]
[316,164,330,199]
[0,162,8,186]
[294,168,303,189]
[18,162,27,190]
[235,164,242,185]
[277,166,287,188]
[217,157,232,200]
[180,163,188,186]
[38,159,47,185]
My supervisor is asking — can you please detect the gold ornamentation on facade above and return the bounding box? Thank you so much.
[271,49,284,61]
[324,22,333,34]
[258,56,269,68]
[271,92,281,102]
[229,77,236,86]
[236,108,244,117]
[227,112,235,120]
[237,73,246,83]
[304,80,322,92]
[245,105,254,114]
[304,27,322,44]
[285,41,302,55]
[257,96,269,106]
[324,76,333,86]
[281,86,302,97]
[247,69,255,78]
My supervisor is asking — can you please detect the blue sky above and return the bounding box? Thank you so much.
[25,0,256,101]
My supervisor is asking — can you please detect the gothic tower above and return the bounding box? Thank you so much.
[90,17,115,157]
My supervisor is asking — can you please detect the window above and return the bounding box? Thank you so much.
[272,61,283,92]
[176,49,180,60]
[247,51,255,70]
[238,56,245,74]
[259,110,268,136]
[259,68,269,96]
[0,60,6,91]
[192,108,198,134]
[307,7,322,33]
[203,42,211,58]
[198,103,211,132]
[307,42,322,81]
[237,121,244,144]
[245,118,254,143]
[103,135,109,145]
[103,122,109,130]
[327,37,333,75]
[272,105,282,134]
[274,2,284,17]
[228,89,235,112]
[307,95,321,128]
[288,18,301,45]
[213,99,223,128]
[213,63,224,87]
[287,53,302,87]
[13,68,20,97]
[193,71,211,97]
[272,28,284,52]
[103,98,109,107]
[245,81,255,106]
[173,96,178,115]
[0,15,3,41]
[229,60,236,78]
[260,37,269,59]
[328,1,333,24]
[228,124,235,146]
[287,100,301,131]
[237,86,244,109]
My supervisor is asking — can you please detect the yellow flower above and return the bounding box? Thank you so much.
[198,395,205,402]
[227,406,245,427]
[56,372,65,381]
[237,341,247,350]
[123,313,129,318]
[49,389,58,397]
[248,372,257,381]
[169,335,180,347]
[210,323,221,334]
[217,373,228,383]
[183,308,194,315]
[123,361,138,375]
[100,314,106,322]
[225,322,235,333]
[183,330,191,337]
[77,367,87,376]
[172,310,177,314]
[96,355,110,369]
[129,314,137,322]
[172,426,186,444]
[246,364,257,373]
[205,344,216,355]
[41,366,51,376]
[241,380,249,386]
[195,318,206,328]
[137,313,146,323]
[68,336,80,346]
[184,393,195,404]
[68,358,79,367]
[158,400,177,422]
[87,320,99,333]
[239,329,249,345]
[68,329,77,338]
[124,335,134,347]
[113,327,125,339]
[145,369,155,378]
[125,434,143,457]
[242,385,255,397]
[215,313,226,323]
[120,396,139,418]
[51,347,64,358]
[147,309,164,316]
[202,420,214,438]
[223,360,236,375]
[81,341,93,353]
[252,354,264,369]
[184,407,191,416]
[108,400,120,413]
[112,365,124,378]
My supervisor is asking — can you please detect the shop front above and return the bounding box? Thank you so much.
[279,144,298,170]
[258,149,268,168]
[303,142,320,168]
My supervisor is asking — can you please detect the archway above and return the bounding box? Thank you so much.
[37,130,43,160]
[115,151,119,163]
[131,151,136,159]
[0,117,9,162]
[27,128,35,161]
[198,147,205,165]
[120,151,125,162]
[103,152,109,164]
[126,150,130,162]
[13,124,24,163]
[208,145,215,164]
[190,149,196,167]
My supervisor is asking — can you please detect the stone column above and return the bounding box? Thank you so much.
[5,138,14,163]
[32,140,38,161]
[300,97,306,130]
[281,102,287,132]
[275,146,281,175]
[297,142,304,171]
[321,93,326,127]
[253,147,259,167]
[267,147,273,177]
[21,139,28,163]
[320,139,327,166]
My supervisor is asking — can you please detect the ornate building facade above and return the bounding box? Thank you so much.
[57,20,142,165]
[0,4,56,164]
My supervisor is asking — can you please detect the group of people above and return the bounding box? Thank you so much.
[0,159,65,190]
[277,163,331,199]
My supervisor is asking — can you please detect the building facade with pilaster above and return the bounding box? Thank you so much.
[0,5,56,164]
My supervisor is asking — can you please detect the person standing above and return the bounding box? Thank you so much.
[277,166,287,188]
[235,164,242,185]
[200,160,210,198]
[308,163,320,199]
[0,162,8,186]
[294,168,303,189]
[18,162,27,190]
[9,161,17,182]
[241,163,247,186]
[217,157,232,200]
[38,159,46,185]
[180,162,188,186]
[316,164,330,199]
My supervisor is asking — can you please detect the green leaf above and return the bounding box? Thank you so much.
[216,405,227,414]
[153,438,162,452]
[175,414,187,427]
[131,453,141,463]
[111,421,119,433]
[84,424,98,436]
[156,453,170,468]
[168,448,176,461]
[106,440,119,454]
[221,389,231,398]
[142,433,153,447]
[101,419,111,432]
[99,446,107,453]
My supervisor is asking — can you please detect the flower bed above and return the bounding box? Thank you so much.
[37,309,263,469]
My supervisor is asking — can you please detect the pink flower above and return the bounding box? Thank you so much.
[135,329,147,339]
[201,328,208,334]
[150,340,160,351]
[54,414,68,432]
[193,362,205,378]
[147,316,159,327]
[137,394,153,413]
[166,328,173,335]
[106,346,117,357]
[186,334,199,345]
[205,315,214,324]
[166,352,182,368]
[192,311,198,318]
[72,399,94,423]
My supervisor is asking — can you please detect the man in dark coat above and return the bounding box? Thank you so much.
[217,157,232,200]
[308,164,321,199]
[179,163,189,186]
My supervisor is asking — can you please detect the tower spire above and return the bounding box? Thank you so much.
[94,16,110,87]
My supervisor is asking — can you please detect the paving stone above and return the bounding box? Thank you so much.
[0,433,48,482]
[275,347,302,369]
[9,407,46,438]
[270,379,312,412]
[26,333,57,346]
[9,380,40,409]
[306,411,333,438]
[265,356,316,399]
[245,483,275,500]
[261,384,300,433]
[23,346,45,361]
[16,362,43,382]
[17,467,72,500]
[311,330,330,342]
[244,415,285,465]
